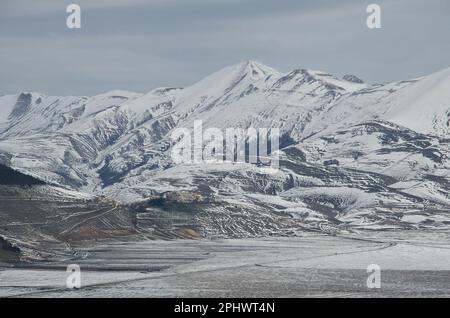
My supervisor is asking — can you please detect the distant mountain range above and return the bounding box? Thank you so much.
[1,61,449,232]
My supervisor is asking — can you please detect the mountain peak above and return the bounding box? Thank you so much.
[235,60,280,79]
[179,61,279,101]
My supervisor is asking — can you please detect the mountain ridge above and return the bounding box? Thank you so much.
[0,61,448,232]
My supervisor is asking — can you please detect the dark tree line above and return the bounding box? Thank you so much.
[0,164,45,185]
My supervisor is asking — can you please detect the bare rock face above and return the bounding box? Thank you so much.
[9,92,32,119]
[161,191,214,204]
[342,74,364,84]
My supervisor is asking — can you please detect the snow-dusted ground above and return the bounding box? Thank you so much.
[1,231,450,298]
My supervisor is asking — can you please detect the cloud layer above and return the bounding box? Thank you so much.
[1,0,449,95]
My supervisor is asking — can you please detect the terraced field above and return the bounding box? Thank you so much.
[0,185,135,261]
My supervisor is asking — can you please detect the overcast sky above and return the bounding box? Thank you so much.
[1,0,449,96]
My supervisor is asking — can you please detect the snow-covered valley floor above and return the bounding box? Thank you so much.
[1,231,450,298]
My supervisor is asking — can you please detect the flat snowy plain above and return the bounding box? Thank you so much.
[1,231,450,298]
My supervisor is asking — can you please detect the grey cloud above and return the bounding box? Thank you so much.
[0,0,449,95]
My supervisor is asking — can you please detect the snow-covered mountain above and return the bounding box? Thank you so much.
[0,61,449,232]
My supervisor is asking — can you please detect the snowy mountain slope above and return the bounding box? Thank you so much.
[0,91,142,138]
[384,67,450,135]
[88,62,367,188]
[305,67,450,138]
[170,62,367,138]
[302,121,448,176]
[0,89,175,188]
[0,61,449,232]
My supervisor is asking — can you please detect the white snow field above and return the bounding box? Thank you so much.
[1,231,450,298]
